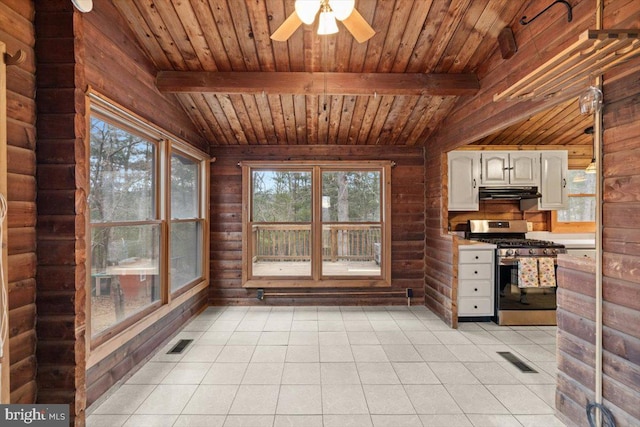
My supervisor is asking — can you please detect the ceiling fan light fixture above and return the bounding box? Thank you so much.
[295,0,321,25]
[328,0,355,20]
[318,9,339,35]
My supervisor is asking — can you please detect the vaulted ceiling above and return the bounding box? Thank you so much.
[112,0,590,147]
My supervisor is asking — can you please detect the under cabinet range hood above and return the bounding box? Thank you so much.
[478,186,541,201]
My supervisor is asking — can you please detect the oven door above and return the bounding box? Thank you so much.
[496,256,557,312]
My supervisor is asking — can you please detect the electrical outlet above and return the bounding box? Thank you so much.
[527,221,533,232]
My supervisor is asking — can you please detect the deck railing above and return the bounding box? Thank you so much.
[252,224,381,262]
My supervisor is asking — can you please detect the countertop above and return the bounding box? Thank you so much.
[526,231,595,249]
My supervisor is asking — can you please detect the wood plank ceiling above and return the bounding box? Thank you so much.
[113,0,590,147]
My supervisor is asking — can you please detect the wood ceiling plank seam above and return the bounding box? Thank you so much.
[530,108,593,146]
[303,21,319,72]
[345,0,376,72]
[208,0,248,71]
[415,96,456,144]
[389,0,435,73]
[203,94,238,144]
[337,95,357,144]
[118,0,185,70]
[286,1,306,72]
[423,0,474,72]
[436,0,487,72]
[385,96,421,145]
[492,100,572,146]
[376,0,418,72]
[240,95,267,144]
[397,96,432,143]
[317,94,331,145]
[346,96,370,145]
[192,93,231,145]
[404,96,445,145]
[605,0,640,28]
[255,94,278,145]
[365,95,396,145]
[443,1,505,73]
[305,94,319,145]
[268,0,293,72]
[188,0,233,71]
[356,95,383,144]
[332,13,355,73]
[226,0,262,71]
[175,94,217,143]
[170,0,218,70]
[151,0,203,70]
[405,0,449,72]
[280,94,298,144]
[244,1,277,71]
[463,1,523,75]
[228,94,258,144]
[361,0,397,73]
[267,95,287,144]
[217,94,250,144]
[293,94,308,144]
[327,95,344,144]
[95,0,168,73]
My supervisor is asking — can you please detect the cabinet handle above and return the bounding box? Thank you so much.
[472,178,476,189]
[562,178,567,188]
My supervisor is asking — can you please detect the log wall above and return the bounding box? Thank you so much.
[34,1,208,424]
[0,0,37,404]
[210,145,425,306]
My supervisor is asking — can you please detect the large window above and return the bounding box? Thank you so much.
[243,162,391,287]
[88,97,207,344]
[551,169,596,232]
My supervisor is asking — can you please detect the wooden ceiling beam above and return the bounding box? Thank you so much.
[156,71,480,96]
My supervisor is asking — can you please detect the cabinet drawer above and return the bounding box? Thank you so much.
[458,297,493,316]
[459,263,492,280]
[459,250,493,264]
[458,280,492,297]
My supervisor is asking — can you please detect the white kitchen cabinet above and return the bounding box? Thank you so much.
[539,151,568,209]
[458,246,494,317]
[480,152,538,186]
[448,151,480,211]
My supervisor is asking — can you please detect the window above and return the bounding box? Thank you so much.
[88,96,208,344]
[242,162,391,287]
[551,170,596,232]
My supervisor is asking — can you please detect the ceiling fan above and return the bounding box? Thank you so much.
[271,0,375,43]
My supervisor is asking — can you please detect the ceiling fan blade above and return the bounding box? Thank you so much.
[340,8,375,43]
[271,12,303,42]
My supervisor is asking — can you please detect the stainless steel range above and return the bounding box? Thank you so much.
[466,220,566,325]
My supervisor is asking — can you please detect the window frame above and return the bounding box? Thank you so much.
[241,160,392,288]
[86,92,209,354]
[551,169,596,233]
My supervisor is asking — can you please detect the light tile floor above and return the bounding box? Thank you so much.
[87,306,566,427]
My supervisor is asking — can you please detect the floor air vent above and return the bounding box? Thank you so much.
[497,351,538,373]
[167,339,193,354]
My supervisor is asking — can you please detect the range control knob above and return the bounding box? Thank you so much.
[514,249,520,256]
[506,249,514,256]
[529,248,536,255]
[543,248,550,255]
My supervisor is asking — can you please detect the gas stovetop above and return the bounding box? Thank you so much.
[474,237,565,249]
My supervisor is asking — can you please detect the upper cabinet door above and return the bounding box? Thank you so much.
[539,151,568,209]
[509,152,539,185]
[448,151,480,211]
[481,152,510,185]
